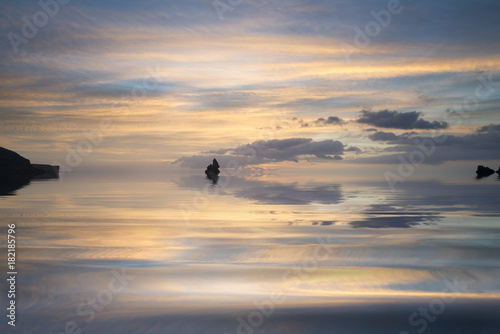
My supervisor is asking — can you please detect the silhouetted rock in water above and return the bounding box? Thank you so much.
[1,147,36,173]
[476,165,495,178]
[205,158,220,182]
[0,147,59,195]
[31,164,60,179]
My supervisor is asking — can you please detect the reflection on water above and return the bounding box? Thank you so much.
[1,167,500,333]
[0,170,59,196]
[0,174,33,196]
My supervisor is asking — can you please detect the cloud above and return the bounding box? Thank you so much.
[173,138,360,168]
[300,116,345,128]
[357,110,449,130]
[360,124,500,164]
[2,0,500,167]
[369,124,500,148]
[477,124,500,133]
[368,131,400,142]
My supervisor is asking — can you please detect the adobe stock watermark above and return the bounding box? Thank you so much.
[399,277,468,334]
[213,0,244,22]
[49,268,135,334]
[384,72,500,190]
[224,236,335,334]
[340,0,410,62]
[52,65,162,180]
[7,0,72,54]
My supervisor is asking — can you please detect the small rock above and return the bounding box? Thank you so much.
[476,165,495,178]
[205,158,220,181]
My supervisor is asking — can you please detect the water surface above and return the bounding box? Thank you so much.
[1,166,499,333]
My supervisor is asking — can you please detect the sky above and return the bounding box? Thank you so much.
[1,0,500,174]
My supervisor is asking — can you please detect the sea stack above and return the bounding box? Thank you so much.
[205,158,220,181]
[476,165,495,178]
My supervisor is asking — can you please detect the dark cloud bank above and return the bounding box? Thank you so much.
[357,110,449,130]
[296,110,446,130]
[173,138,360,168]
[365,124,500,164]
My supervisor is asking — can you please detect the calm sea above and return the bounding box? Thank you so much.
[1,165,499,333]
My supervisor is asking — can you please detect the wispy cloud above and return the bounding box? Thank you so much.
[0,0,499,165]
